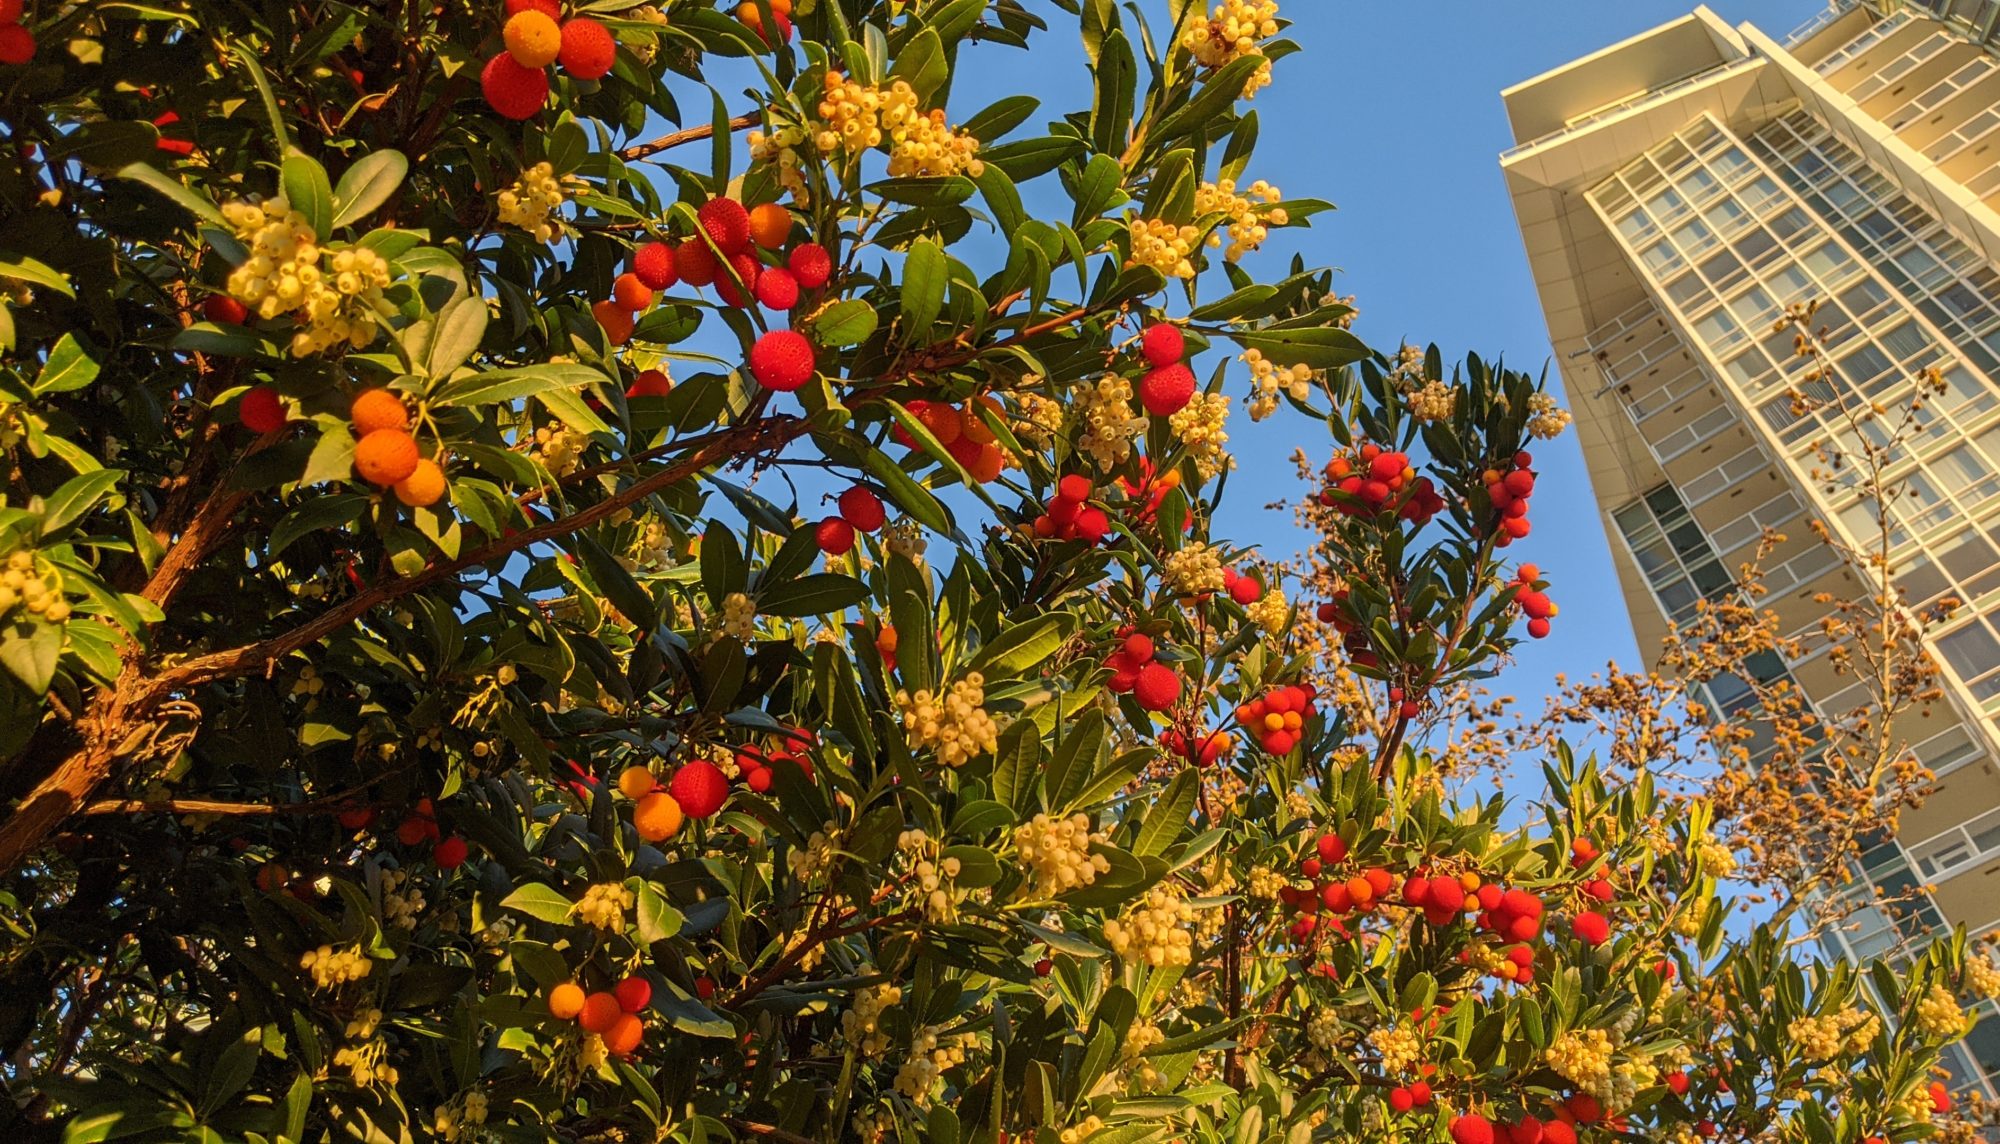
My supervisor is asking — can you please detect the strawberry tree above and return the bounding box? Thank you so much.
[0,0,1985,1141]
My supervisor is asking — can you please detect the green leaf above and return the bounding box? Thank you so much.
[0,254,74,298]
[1132,768,1195,857]
[267,495,368,561]
[233,43,291,151]
[1046,708,1105,814]
[330,150,408,231]
[281,152,334,241]
[0,620,61,695]
[34,335,99,394]
[1232,324,1370,371]
[38,469,124,539]
[115,161,227,227]
[889,27,947,101]
[757,573,869,618]
[967,612,1074,677]
[810,299,880,347]
[900,239,947,340]
[961,95,1040,143]
[426,294,489,378]
[438,363,608,408]
[1020,920,1104,959]
[579,534,659,632]
[500,883,575,925]
[860,448,954,535]
[633,880,684,943]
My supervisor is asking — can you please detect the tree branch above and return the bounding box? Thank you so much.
[619,113,760,161]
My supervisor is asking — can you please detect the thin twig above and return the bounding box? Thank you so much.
[620,113,760,161]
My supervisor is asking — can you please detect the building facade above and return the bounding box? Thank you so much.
[1501,0,2000,1094]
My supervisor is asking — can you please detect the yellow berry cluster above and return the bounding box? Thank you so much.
[719,591,758,642]
[1914,983,1969,1039]
[1965,954,2000,1000]
[1366,1023,1423,1073]
[894,673,1001,768]
[749,123,813,203]
[1127,216,1201,280]
[1011,390,1064,447]
[1245,585,1288,634]
[1169,392,1234,480]
[1406,378,1458,423]
[0,549,68,623]
[332,1037,400,1087]
[1120,1021,1166,1089]
[381,867,425,929]
[1180,0,1279,97]
[1526,392,1574,440]
[1306,1008,1341,1053]
[300,943,373,989]
[1242,348,1316,421]
[1545,1027,1617,1100]
[496,161,579,243]
[221,197,391,358]
[1246,864,1287,900]
[841,981,902,1057]
[1194,178,1285,262]
[1692,833,1737,877]
[1163,542,1226,596]
[892,1026,966,1104]
[573,882,633,931]
[1014,812,1112,897]
[431,1091,489,1143]
[1102,884,1196,968]
[1076,374,1147,469]
[531,421,586,477]
[813,73,984,180]
[1058,1116,1106,1144]
[789,820,839,882]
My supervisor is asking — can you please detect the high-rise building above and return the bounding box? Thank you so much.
[1500,0,2000,1093]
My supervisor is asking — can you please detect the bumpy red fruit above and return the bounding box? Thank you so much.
[0,24,34,65]
[433,836,469,869]
[627,369,672,398]
[557,17,616,80]
[674,239,719,287]
[481,53,549,120]
[667,760,728,819]
[756,266,800,310]
[839,487,886,531]
[788,242,832,289]
[504,0,560,17]
[1140,323,1184,367]
[1139,362,1196,416]
[698,198,753,255]
[749,330,815,392]
[815,516,856,556]
[1449,1115,1495,1144]
[204,295,249,324]
[1132,663,1181,712]
[632,241,677,290]
[614,976,652,1013]
[1572,910,1610,946]
[714,252,761,307]
[240,386,288,434]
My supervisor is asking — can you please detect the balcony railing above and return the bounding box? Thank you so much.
[1500,57,1764,161]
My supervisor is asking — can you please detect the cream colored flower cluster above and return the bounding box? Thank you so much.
[574,882,633,932]
[1246,586,1288,634]
[1788,1008,1876,1059]
[1076,374,1147,469]
[1527,392,1574,440]
[1692,833,1737,877]
[1128,216,1201,280]
[496,161,577,243]
[719,591,758,642]
[1058,1116,1106,1144]
[1164,541,1227,596]
[1243,348,1315,421]
[1246,864,1288,900]
[431,1092,489,1143]
[1014,812,1112,897]
[222,197,393,357]
[1546,1028,1616,1097]
[886,517,928,561]
[1011,389,1064,447]
[813,73,984,180]
[1965,954,2000,1000]
[894,673,1000,768]
[1367,1023,1422,1073]
[531,421,587,477]
[892,1026,966,1104]
[300,943,372,989]
[841,981,902,1057]
[749,122,812,203]
[1387,342,1425,387]
[381,867,425,929]
[332,1037,399,1087]
[1181,0,1279,97]
[344,1007,383,1040]
[0,549,68,623]
[1194,178,1285,262]
[1102,884,1196,967]
[1307,1008,1341,1053]
[789,820,839,882]
[1121,1021,1166,1089]
[1169,392,1234,480]
[1406,378,1458,424]
[1915,982,1969,1039]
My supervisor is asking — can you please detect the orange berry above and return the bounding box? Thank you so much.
[579,991,622,1034]
[876,626,899,653]
[350,387,409,435]
[633,791,684,842]
[968,442,1004,484]
[394,458,447,507]
[960,398,999,445]
[548,981,587,1020]
[354,429,420,487]
[604,1012,643,1054]
[747,202,792,249]
[592,299,634,345]
[617,765,657,799]
[1458,872,1481,892]
[503,10,562,68]
[612,272,652,312]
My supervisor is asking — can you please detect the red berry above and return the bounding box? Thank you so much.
[1140,323,1185,367]
[1229,574,1262,606]
[694,976,716,999]
[1665,1070,1689,1095]
[1506,1117,1544,1144]
[1034,957,1052,977]
[1450,1114,1495,1144]
[1300,857,1321,878]
[746,765,771,792]
[1564,1094,1602,1125]
[1139,362,1196,416]
[240,386,288,434]
[204,295,249,324]
[756,266,800,310]
[787,243,832,290]
[633,242,678,290]
[1057,474,1093,503]
[627,369,672,398]
[1072,506,1109,545]
[1514,450,1534,468]
[697,198,751,255]
[480,52,549,120]
[1526,617,1551,639]
[714,252,761,307]
[1503,469,1536,498]
[0,23,34,65]
[557,17,617,80]
[1541,1124,1576,1144]
[674,239,719,287]
[667,760,729,818]
[1572,910,1610,946]
[1502,516,1532,539]
[505,0,560,17]
[1402,876,1430,906]
[1122,633,1155,662]
[433,836,468,869]
[1389,1088,1414,1113]
[614,976,652,1013]
[837,488,885,533]
[748,330,815,392]
[815,516,856,556]
[1409,1082,1432,1105]
[1132,663,1181,712]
